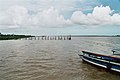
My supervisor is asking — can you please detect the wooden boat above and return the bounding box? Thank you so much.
[79,50,120,73]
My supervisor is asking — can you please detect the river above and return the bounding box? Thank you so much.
[0,37,120,80]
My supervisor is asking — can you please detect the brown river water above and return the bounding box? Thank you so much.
[0,37,120,80]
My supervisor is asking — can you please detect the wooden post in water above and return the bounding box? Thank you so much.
[37,36,39,40]
[64,36,66,40]
[45,36,47,40]
[47,36,49,40]
[55,36,57,40]
[42,36,45,40]
[29,37,31,40]
[67,35,71,40]
[25,37,27,40]
[31,37,33,40]
[34,37,36,40]
[58,36,62,40]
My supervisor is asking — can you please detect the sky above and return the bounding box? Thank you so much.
[0,0,120,35]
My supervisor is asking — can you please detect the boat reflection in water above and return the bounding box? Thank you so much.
[79,50,120,73]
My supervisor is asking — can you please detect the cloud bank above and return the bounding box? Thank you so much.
[0,5,120,29]
[71,5,120,26]
[0,5,71,29]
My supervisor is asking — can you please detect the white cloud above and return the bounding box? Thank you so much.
[71,5,120,26]
[30,6,72,27]
[0,5,28,25]
[1,4,120,29]
[0,5,71,29]
[0,0,100,29]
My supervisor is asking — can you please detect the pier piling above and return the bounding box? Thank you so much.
[23,35,71,40]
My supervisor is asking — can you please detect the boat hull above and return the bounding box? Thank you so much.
[80,51,120,74]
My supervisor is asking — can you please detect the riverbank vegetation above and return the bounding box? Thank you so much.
[0,33,33,40]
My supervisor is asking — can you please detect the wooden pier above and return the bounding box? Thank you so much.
[21,35,71,40]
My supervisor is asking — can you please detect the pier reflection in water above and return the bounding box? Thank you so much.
[0,37,120,80]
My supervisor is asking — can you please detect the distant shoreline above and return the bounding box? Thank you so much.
[71,35,120,37]
[35,35,120,37]
[0,33,33,40]
[0,33,120,40]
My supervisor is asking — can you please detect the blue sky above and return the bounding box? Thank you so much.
[0,0,120,35]
[99,0,120,13]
